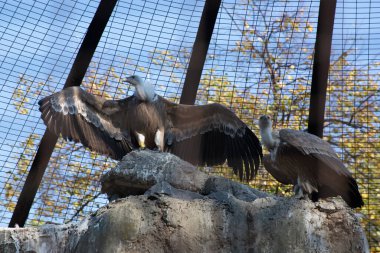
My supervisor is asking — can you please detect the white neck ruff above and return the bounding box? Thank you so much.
[134,81,156,102]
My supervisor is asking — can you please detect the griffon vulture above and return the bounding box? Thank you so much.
[38,75,263,180]
[258,115,363,208]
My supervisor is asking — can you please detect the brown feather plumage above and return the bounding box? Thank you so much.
[263,128,363,208]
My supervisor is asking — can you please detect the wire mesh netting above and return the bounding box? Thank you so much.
[328,1,380,250]
[0,0,379,251]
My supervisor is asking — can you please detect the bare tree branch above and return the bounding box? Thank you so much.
[66,192,103,223]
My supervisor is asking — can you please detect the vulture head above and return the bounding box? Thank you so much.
[258,115,272,129]
[125,75,156,102]
[125,75,144,86]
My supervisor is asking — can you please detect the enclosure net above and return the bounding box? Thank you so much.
[0,0,378,251]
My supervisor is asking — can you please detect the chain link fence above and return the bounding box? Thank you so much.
[0,0,378,251]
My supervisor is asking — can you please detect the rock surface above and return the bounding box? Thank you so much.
[0,150,369,253]
[100,150,209,200]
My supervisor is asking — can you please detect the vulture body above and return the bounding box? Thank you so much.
[258,115,363,208]
[38,75,262,180]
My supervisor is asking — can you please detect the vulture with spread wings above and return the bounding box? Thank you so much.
[258,115,363,208]
[38,75,262,180]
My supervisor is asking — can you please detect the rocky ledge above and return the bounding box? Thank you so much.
[0,150,369,253]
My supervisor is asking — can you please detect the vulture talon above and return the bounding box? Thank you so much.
[152,147,161,152]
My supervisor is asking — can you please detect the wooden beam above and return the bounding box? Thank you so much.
[180,0,221,105]
[9,0,119,228]
[307,0,337,137]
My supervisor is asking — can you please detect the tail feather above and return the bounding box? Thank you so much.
[342,177,364,208]
[313,154,364,208]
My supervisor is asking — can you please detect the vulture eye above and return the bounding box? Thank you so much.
[259,115,270,121]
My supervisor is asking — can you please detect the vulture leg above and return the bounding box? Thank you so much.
[293,181,308,199]
[295,176,319,201]
[294,186,312,200]
[154,128,165,151]
[293,184,303,198]
[135,132,146,149]
[293,185,317,201]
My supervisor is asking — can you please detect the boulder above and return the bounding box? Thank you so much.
[0,150,369,253]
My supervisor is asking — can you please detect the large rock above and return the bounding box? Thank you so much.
[0,150,369,253]
[100,150,209,200]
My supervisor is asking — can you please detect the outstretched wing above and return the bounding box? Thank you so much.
[38,86,133,160]
[163,98,262,181]
[278,129,363,208]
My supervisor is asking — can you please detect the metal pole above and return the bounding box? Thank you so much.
[180,0,221,105]
[307,0,337,137]
[9,0,119,228]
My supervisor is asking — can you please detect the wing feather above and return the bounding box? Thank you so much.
[313,153,363,208]
[163,98,262,180]
[262,155,294,185]
[275,143,317,187]
[279,129,337,158]
[38,87,133,159]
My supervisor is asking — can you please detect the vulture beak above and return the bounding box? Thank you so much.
[124,76,137,86]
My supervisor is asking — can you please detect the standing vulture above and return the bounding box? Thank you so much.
[258,115,363,208]
[38,75,262,180]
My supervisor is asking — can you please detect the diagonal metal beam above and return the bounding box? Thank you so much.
[9,0,119,228]
[307,0,337,137]
[180,0,221,105]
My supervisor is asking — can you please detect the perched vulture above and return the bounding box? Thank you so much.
[258,115,363,208]
[38,75,262,180]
